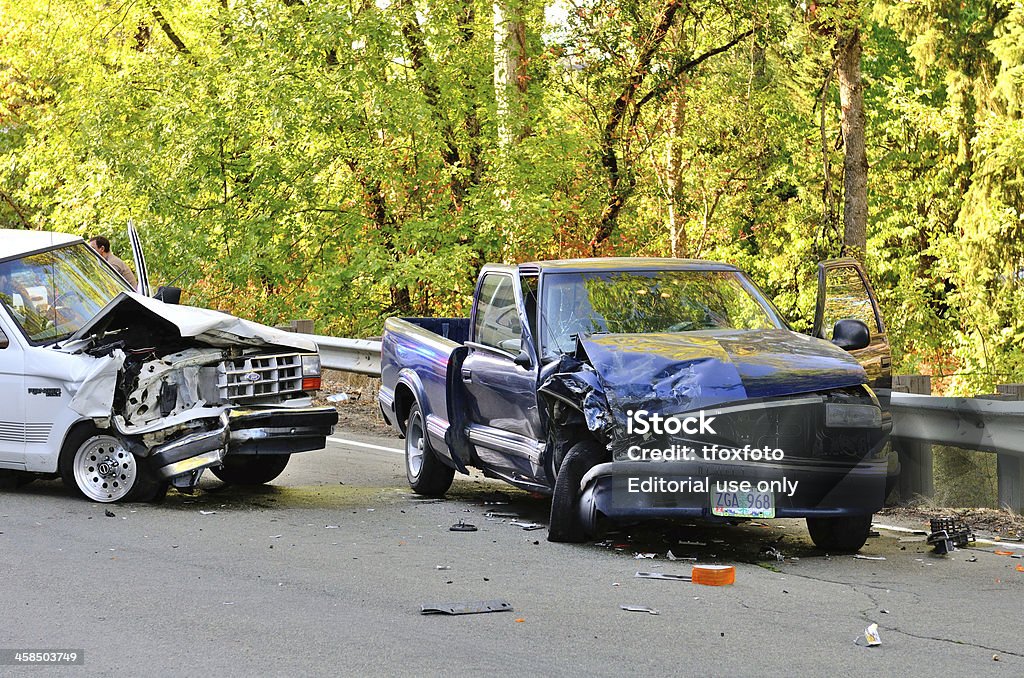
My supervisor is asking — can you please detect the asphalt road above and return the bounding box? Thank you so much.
[1,428,1022,677]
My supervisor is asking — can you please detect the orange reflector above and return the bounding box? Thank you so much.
[302,377,322,391]
[691,564,736,586]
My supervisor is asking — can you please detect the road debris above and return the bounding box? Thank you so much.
[420,600,513,615]
[927,517,975,555]
[993,550,1015,556]
[635,571,691,582]
[449,520,478,532]
[620,605,660,615]
[760,545,784,562]
[104,509,115,518]
[858,623,882,647]
[691,564,736,586]
[436,565,451,570]
[634,553,656,559]
[853,555,886,561]
[199,510,216,515]
[966,555,977,562]
[510,521,545,531]
[326,392,349,403]
[485,512,518,519]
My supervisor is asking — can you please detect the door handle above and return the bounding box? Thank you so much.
[461,368,472,383]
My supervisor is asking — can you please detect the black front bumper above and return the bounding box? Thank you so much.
[227,406,339,455]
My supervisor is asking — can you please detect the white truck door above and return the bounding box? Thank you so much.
[0,320,26,467]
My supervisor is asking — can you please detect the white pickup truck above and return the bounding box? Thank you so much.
[0,229,338,502]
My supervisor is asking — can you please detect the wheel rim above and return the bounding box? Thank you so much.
[406,412,425,480]
[73,435,136,502]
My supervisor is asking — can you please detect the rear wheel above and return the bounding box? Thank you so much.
[806,514,873,553]
[405,403,454,496]
[59,428,164,503]
[211,455,291,485]
[548,440,603,543]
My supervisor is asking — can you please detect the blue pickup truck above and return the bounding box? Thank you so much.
[379,258,895,551]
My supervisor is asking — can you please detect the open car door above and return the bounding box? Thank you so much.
[812,258,891,392]
[126,220,151,297]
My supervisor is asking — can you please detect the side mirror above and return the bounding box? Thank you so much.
[154,286,182,304]
[831,318,870,351]
[513,350,533,369]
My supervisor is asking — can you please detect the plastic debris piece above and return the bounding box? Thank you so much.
[269,535,282,539]
[1016,564,1024,572]
[994,550,1014,556]
[620,605,660,615]
[436,565,451,570]
[510,521,544,531]
[420,600,513,615]
[761,546,784,562]
[515,618,525,623]
[853,555,886,561]
[927,517,974,554]
[450,520,478,532]
[485,512,519,519]
[104,509,115,518]
[199,510,216,515]
[864,623,882,647]
[634,553,656,559]
[326,392,349,402]
[966,555,977,562]
[692,564,736,586]
[679,540,706,547]
[666,550,677,561]
[325,525,339,529]
[635,571,691,582]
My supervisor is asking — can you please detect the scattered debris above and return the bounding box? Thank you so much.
[325,525,339,529]
[666,550,677,561]
[880,609,890,614]
[485,512,519,519]
[620,605,660,615]
[994,550,1014,556]
[927,517,975,555]
[760,545,784,562]
[993,654,1001,662]
[966,555,977,562]
[853,555,886,561]
[449,520,478,532]
[1016,564,1024,573]
[634,553,656,560]
[421,600,513,615]
[679,540,706,547]
[691,564,736,586]
[269,534,282,539]
[326,392,350,403]
[436,565,451,570]
[199,510,216,515]
[510,521,544,531]
[635,571,691,582]
[104,509,115,518]
[515,618,525,623]
[862,623,882,647]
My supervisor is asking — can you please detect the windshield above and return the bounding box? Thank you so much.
[0,242,130,344]
[539,269,782,358]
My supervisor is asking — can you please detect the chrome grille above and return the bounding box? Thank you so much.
[217,353,304,404]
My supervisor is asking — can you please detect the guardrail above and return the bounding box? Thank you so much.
[301,334,382,376]
[298,334,1023,511]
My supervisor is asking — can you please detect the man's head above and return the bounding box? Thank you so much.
[88,236,111,258]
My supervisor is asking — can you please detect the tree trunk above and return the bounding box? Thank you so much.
[493,2,528,147]
[836,29,867,260]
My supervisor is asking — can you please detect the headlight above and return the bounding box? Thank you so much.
[824,403,881,428]
[301,354,322,391]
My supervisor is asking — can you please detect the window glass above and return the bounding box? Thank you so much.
[822,266,879,339]
[474,274,522,353]
[539,270,780,358]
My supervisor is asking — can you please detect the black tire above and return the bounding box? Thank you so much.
[210,455,291,485]
[59,426,165,503]
[548,439,604,543]
[806,514,873,553]
[404,403,454,496]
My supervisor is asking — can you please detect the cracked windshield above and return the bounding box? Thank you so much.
[541,270,781,356]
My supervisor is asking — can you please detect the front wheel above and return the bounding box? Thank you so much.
[59,429,164,503]
[806,515,873,553]
[211,455,291,485]
[405,403,454,496]
[548,440,604,543]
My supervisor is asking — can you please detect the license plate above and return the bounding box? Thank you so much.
[711,489,775,519]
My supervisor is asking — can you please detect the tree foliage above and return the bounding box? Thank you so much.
[1,0,1022,389]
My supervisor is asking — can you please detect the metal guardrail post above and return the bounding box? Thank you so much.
[995,384,1024,511]
[892,375,933,501]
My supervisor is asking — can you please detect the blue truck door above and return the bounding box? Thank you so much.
[461,271,545,481]
[812,258,892,392]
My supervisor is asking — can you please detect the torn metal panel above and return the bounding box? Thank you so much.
[420,600,513,615]
[65,351,126,417]
[70,292,316,352]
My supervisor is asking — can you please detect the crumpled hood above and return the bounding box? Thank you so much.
[70,292,316,352]
[578,328,866,415]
